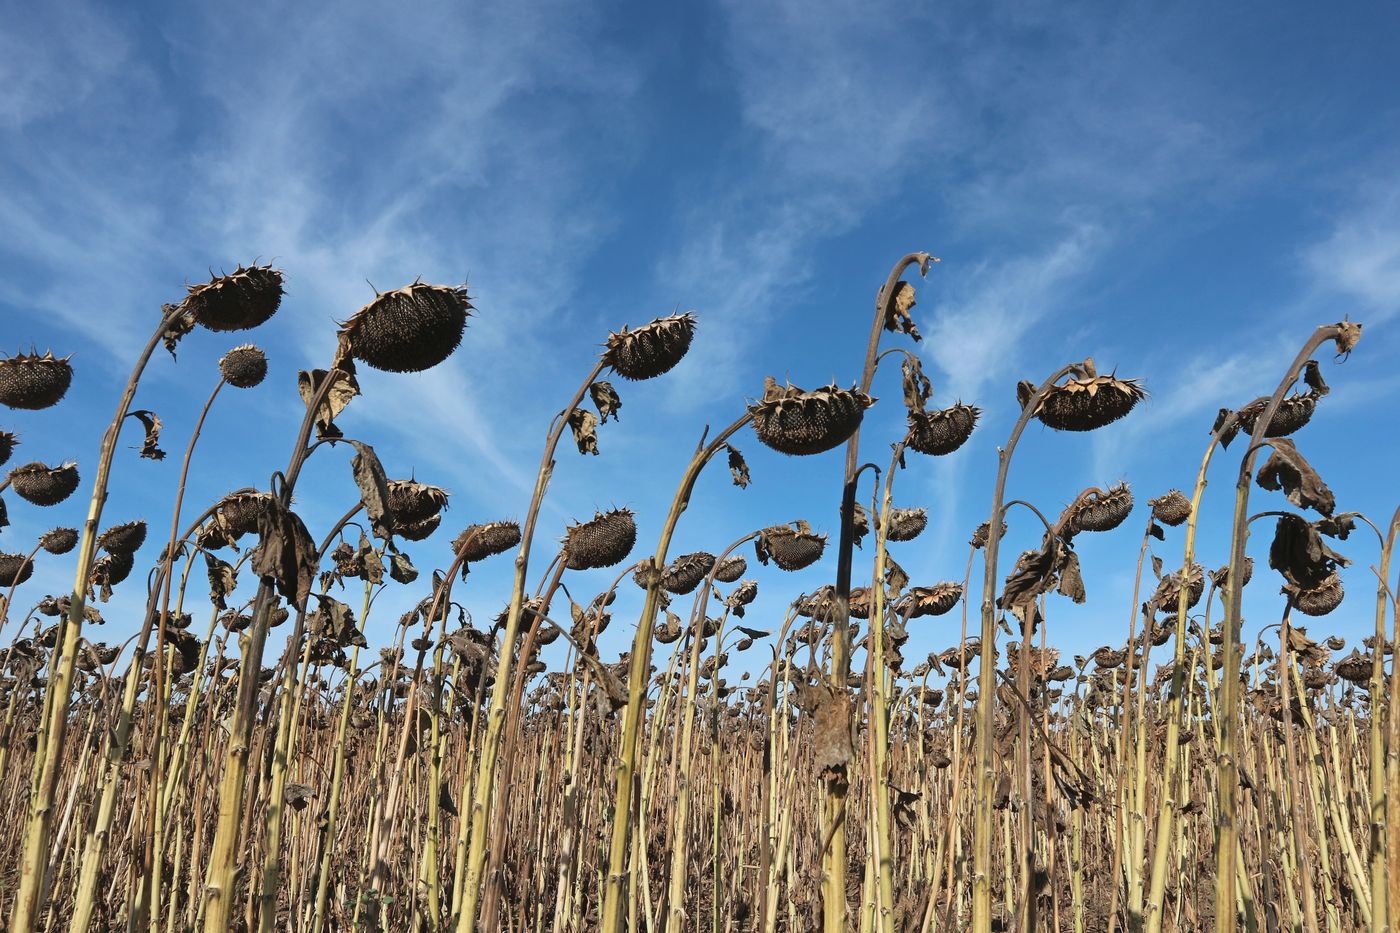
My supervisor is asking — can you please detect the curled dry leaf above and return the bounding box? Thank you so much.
[347,442,395,540]
[589,381,622,423]
[724,444,750,489]
[253,500,318,606]
[1256,438,1335,516]
[567,407,599,456]
[298,365,360,439]
[884,280,922,342]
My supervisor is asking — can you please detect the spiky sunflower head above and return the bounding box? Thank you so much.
[1065,483,1134,534]
[0,351,74,411]
[453,521,522,563]
[603,312,696,380]
[563,509,637,571]
[1333,650,1371,685]
[1022,362,1145,432]
[713,554,747,583]
[1148,490,1192,527]
[339,282,472,373]
[395,512,441,542]
[0,552,34,587]
[1285,572,1344,617]
[885,507,928,542]
[39,527,78,555]
[219,344,268,389]
[8,461,80,506]
[181,264,284,332]
[897,582,963,618]
[750,379,874,456]
[905,403,980,456]
[386,480,449,526]
[755,521,827,571]
[0,430,17,467]
[661,552,716,595]
[97,520,147,556]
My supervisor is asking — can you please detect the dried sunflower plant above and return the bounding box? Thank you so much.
[0,254,1392,933]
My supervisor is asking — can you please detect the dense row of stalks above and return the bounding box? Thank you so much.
[0,254,1391,932]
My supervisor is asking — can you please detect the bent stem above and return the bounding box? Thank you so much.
[600,412,753,932]
[1214,324,1347,933]
[11,303,190,933]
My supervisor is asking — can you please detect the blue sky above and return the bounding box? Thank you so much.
[3,0,1399,674]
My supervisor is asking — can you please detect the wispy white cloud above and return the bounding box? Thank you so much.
[1305,175,1400,320]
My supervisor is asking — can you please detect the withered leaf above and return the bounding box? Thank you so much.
[884,555,909,598]
[1268,514,1350,590]
[1057,549,1086,604]
[1150,553,1163,580]
[313,594,365,649]
[206,554,238,610]
[297,365,360,439]
[567,407,599,456]
[884,280,922,342]
[812,686,854,776]
[589,381,622,423]
[0,494,8,531]
[724,444,750,489]
[359,533,385,585]
[1316,513,1356,540]
[161,303,196,358]
[347,441,394,540]
[1333,320,1362,356]
[252,500,318,606]
[388,550,418,585]
[127,410,166,461]
[1257,439,1335,516]
[1148,520,1165,541]
[901,355,932,413]
[1301,360,1328,396]
[852,502,870,549]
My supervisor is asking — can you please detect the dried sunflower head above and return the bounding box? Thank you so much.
[848,587,871,620]
[897,583,963,618]
[750,379,874,456]
[9,461,80,506]
[0,351,74,410]
[91,550,135,590]
[1148,490,1192,527]
[339,282,472,373]
[385,480,448,526]
[97,520,147,556]
[1333,651,1371,686]
[563,509,637,571]
[755,522,827,571]
[219,344,268,389]
[905,403,980,456]
[0,429,16,467]
[1066,483,1134,534]
[971,520,1007,550]
[1153,563,1205,611]
[714,555,747,583]
[452,521,522,563]
[39,527,78,555]
[1023,363,1145,432]
[661,552,716,595]
[0,552,34,587]
[603,312,696,380]
[885,507,928,542]
[395,512,441,542]
[1285,572,1344,617]
[180,264,284,332]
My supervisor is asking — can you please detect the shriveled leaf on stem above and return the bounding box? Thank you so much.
[347,441,395,540]
[567,407,599,456]
[253,501,318,605]
[1256,439,1335,516]
[126,410,166,461]
[206,554,238,610]
[589,381,622,423]
[298,365,360,439]
[724,444,750,489]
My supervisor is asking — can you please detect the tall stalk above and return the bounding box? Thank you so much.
[1214,322,1353,933]
[10,304,191,933]
[823,251,935,933]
